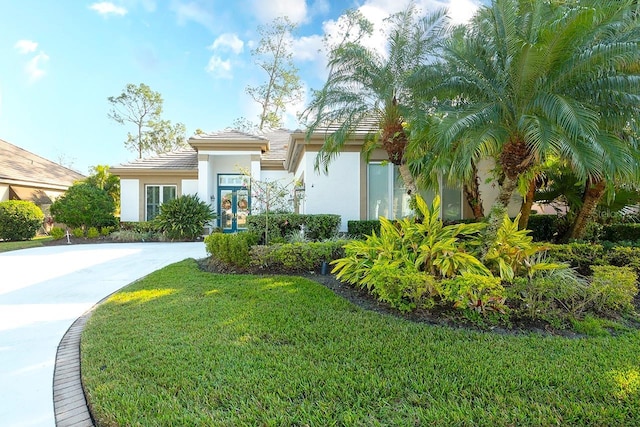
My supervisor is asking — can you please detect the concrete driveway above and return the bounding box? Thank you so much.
[0,242,208,427]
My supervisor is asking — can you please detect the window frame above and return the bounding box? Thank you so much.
[145,184,177,221]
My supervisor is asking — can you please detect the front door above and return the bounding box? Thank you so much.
[219,187,250,232]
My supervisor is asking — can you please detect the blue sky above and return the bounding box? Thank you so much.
[0,0,482,175]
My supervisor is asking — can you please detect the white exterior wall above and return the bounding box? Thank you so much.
[0,184,9,202]
[120,179,140,222]
[477,158,522,217]
[181,179,198,196]
[303,151,360,232]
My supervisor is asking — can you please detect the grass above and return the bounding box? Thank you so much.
[0,236,53,253]
[82,259,640,426]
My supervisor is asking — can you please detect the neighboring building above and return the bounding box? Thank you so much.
[0,138,85,215]
[111,128,522,232]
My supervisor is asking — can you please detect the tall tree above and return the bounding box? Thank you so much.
[410,0,640,236]
[247,17,303,130]
[108,83,187,158]
[300,5,448,197]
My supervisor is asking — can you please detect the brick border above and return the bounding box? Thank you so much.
[53,312,95,427]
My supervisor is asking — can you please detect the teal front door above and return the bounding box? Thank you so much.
[219,187,250,233]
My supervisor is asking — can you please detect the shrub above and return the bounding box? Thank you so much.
[363,266,438,312]
[72,228,85,238]
[205,232,259,268]
[304,215,341,240]
[249,240,348,272]
[50,226,65,240]
[50,183,116,230]
[527,214,560,242]
[347,220,381,238]
[0,200,44,241]
[601,223,640,243]
[589,266,637,313]
[87,227,100,238]
[510,268,590,321]
[153,195,214,240]
[247,214,340,243]
[603,246,640,275]
[119,221,159,233]
[439,273,506,314]
[100,226,113,237]
[546,243,605,275]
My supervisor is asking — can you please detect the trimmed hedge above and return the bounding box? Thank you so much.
[347,220,381,238]
[0,200,44,241]
[250,240,348,272]
[247,214,340,242]
[601,223,640,243]
[205,232,260,268]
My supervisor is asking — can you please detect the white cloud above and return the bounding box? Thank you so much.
[250,0,308,24]
[25,52,49,82]
[206,56,233,79]
[445,0,480,24]
[14,40,38,54]
[172,1,216,31]
[89,2,128,16]
[210,33,244,54]
[292,35,323,62]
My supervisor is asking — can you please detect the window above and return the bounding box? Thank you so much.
[146,185,176,220]
[367,163,459,220]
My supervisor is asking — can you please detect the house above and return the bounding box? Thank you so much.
[0,138,85,215]
[111,128,522,232]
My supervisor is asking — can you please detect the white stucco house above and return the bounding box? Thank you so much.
[111,128,521,233]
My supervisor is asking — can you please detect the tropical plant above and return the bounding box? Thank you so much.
[300,4,448,196]
[0,200,44,241]
[153,195,214,240]
[409,0,640,238]
[85,165,121,214]
[50,182,116,230]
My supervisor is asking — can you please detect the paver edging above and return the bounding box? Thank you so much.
[53,311,96,427]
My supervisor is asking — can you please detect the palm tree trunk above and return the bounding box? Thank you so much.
[398,162,418,197]
[568,178,606,240]
[463,164,484,219]
[497,175,518,209]
[518,178,537,230]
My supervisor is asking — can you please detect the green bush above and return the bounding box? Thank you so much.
[510,268,590,322]
[119,221,159,233]
[249,240,348,272]
[603,246,640,275]
[247,214,340,242]
[72,228,85,238]
[100,226,113,237]
[363,265,438,312]
[439,273,506,314]
[50,226,65,240]
[0,200,44,241]
[589,266,637,313]
[50,183,116,230]
[153,195,214,240]
[546,243,605,275]
[205,232,259,268]
[347,220,381,238]
[87,227,100,238]
[526,214,560,242]
[601,223,640,243]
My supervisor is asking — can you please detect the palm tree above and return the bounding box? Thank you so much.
[299,4,448,197]
[409,0,640,236]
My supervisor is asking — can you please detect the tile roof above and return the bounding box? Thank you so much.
[190,129,269,142]
[111,147,198,170]
[0,138,85,187]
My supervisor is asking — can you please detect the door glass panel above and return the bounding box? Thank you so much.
[442,179,462,221]
[236,189,249,229]
[220,190,234,231]
[368,163,389,219]
[393,166,410,219]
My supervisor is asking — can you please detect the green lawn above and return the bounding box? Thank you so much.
[0,236,53,253]
[82,259,640,426]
